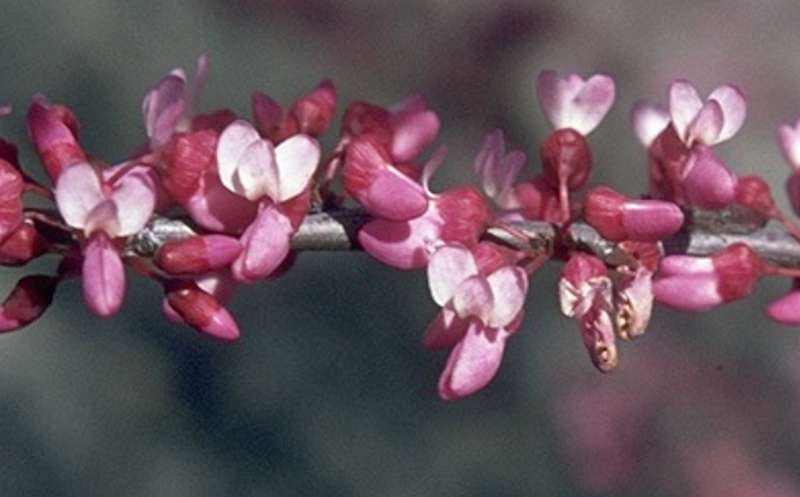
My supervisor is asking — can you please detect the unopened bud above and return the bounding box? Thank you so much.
[0,224,48,266]
[156,235,242,275]
[584,186,684,242]
[165,283,240,340]
[0,159,24,241]
[291,80,336,137]
[0,275,59,332]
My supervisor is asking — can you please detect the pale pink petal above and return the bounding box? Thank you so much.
[216,120,262,194]
[669,79,703,143]
[657,255,714,276]
[621,200,684,242]
[357,210,442,270]
[234,139,277,201]
[485,266,529,328]
[422,308,470,349]
[537,71,615,135]
[652,274,722,311]
[185,173,259,234]
[196,271,238,305]
[474,129,503,194]
[685,100,723,146]
[631,100,670,148]
[82,233,125,317]
[778,121,800,170]
[708,84,746,143]
[231,203,293,282]
[766,290,800,325]
[438,322,509,401]
[142,69,187,149]
[54,161,105,229]
[272,134,321,202]
[421,145,448,196]
[389,94,428,115]
[682,147,737,210]
[452,275,494,322]
[536,70,585,130]
[109,169,157,236]
[84,200,120,237]
[366,168,428,221]
[391,110,440,162]
[427,245,479,306]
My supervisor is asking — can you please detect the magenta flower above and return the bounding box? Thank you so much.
[142,54,209,150]
[653,243,764,311]
[54,161,158,316]
[473,129,526,210]
[668,80,746,148]
[26,96,87,181]
[252,79,336,142]
[424,244,528,400]
[216,119,320,282]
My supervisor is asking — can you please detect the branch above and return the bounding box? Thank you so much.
[125,206,800,268]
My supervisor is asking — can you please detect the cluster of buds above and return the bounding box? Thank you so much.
[4,55,800,400]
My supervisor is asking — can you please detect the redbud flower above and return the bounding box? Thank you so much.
[668,80,746,148]
[0,223,47,266]
[26,96,86,180]
[0,275,59,332]
[536,71,616,136]
[681,146,738,210]
[216,119,320,281]
[425,244,528,400]
[164,282,240,340]
[734,175,778,218]
[653,243,764,311]
[142,54,209,149]
[584,186,684,242]
[252,80,337,142]
[358,150,490,269]
[55,161,158,316]
[473,129,526,210]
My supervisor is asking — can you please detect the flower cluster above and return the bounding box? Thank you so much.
[3,55,800,400]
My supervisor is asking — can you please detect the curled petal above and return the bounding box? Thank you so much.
[708,84,746,144]
[54,161,105,230]
[669,79,703,144]
[438,322,510,401]
[273,134,321,202]
[631,100,670,148]
[231,203,293,282]
[82,233,125,317]
[427,245,479,306]
[142,69,187,149]
[485,266,528,328]
[685,100,723,146]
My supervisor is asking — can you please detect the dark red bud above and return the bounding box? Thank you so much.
[437,186,490,247]
[0,224,48,266]
[0,159,24,242]
[342,102,392,146]
[166,283,240,340]
[584,186,627,241]
[156,235,242,275]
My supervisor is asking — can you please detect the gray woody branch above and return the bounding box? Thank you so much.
[126,206,800,269]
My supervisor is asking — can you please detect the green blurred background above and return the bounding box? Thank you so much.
[2,1,800,495]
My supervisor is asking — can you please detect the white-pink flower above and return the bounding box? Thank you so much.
[536,70,616,136]
[55,161,158,316]
[778,118,800,170]
[668,80,746,147]
[424,244,528,400]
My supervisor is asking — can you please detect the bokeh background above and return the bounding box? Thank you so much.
[2,1,800,495]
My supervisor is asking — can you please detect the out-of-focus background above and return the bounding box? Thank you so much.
[2,1,800,495]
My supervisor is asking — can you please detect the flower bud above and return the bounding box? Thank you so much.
[0,224,48,266]
[156,235,242,275]
[0,159,24,242]
[735,175,777,218]
[165,283,240,340]
[682,146,738,210]
[26,98,86,180]
[291,80,336,137]
[161,130,217,203]
[584,186,684,242]
[0,275,59,332]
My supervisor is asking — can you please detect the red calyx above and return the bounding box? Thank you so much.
[647,125,690,203]
[712,243,764,302]
[735,175,777,218]
[161,129,218,203]
[437,186,490,248]
[584,186,627,241]
[540,128,592,191]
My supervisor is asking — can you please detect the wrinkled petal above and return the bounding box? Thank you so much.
[631,100,670,148]
[82,233,125,317]
[231,203,293,282]
[685,100,723,146]
[438,322,509,400]
[669,79,703,144]
[273,134,321,201]
[54,161,105,229]
[109,168,157,236]
[708,84,746,144]
[422,308,471,349]
[486,266,529,328]
[427,245,479,306]
[452,275,493,322]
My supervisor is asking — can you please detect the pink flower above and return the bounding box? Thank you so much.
[653,243,764,311]
[536,70,616,136]
[424,244,528,400]
[668,80,746,148]
[216,119,320,282]
[54,161,158,316]
[473,129,526,210]
[583,186,684,242]
[142,54,209,150]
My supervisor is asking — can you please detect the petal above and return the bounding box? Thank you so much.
[109,169,157,236]
[438,322,509,401]
[631,100,671,148]
[252,91,284,135]
[778,121,800,170]
[621,199,684,242]
[82,233,125,317]
[216,120,262,194]
[708,84,746,144]
[367,168,429,221]
[231,203,293,282]
[84,200,120,237]
[682,147,737,210]
[422,308,471,349]
[234,139,277,201]
[536,70,585,130]
[485,266,529,328]
[685,100,723,146]
[669,79,703,143]
[54,162,105,229]
[652,274,722,311]
[142,69,187,149]
[357,212,441,270]
[452,275,494,322]
[427,245,479,306]
[766,290,800,325]
[273,134,321,202]
[568,74,616,135]
[390,109,440,162]
[185,173,259,234]
[421,145,448,196]
[657,255,715,276]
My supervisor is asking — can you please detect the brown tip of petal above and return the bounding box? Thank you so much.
[592,343,619,373]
